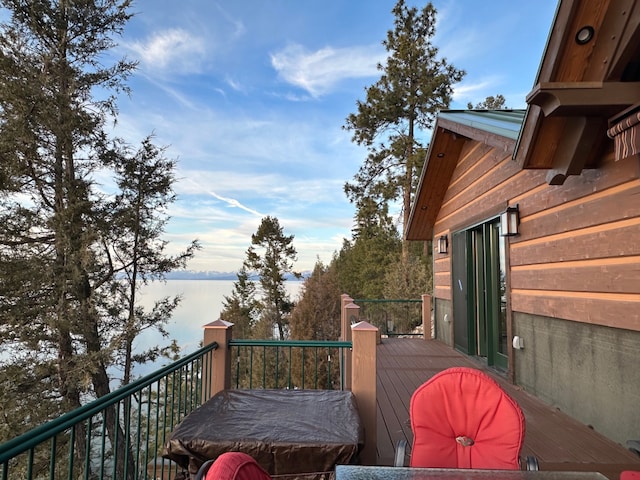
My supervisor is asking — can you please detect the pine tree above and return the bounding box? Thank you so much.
[103,137,199,386]
[0,3,197,476]
[245,216,300,340]
[0,0,135,439]
[344,0,464,255]
[468,94,508,109]
[220,264,258,339]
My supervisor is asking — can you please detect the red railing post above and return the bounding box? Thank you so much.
[341,295,355,388]
[203,319,233,399]
[351,319,378,465]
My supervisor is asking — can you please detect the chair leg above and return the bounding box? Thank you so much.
[394,439,407,467]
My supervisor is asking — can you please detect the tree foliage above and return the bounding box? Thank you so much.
[344,0,465,249]
[220,264,259,339]
[103,138,200,385]
[289,261,343,389]
[290,260,342,342]
[0,1,197,464]
[467,94,508,109]
[243,216,300,340]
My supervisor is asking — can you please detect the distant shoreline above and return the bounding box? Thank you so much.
[163,271,307,281]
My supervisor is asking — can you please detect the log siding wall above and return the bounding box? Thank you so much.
[433,138,640,333]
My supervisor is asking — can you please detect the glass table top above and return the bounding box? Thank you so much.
[335,466,608,480]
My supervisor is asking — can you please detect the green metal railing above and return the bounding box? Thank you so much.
[0,338,353,480]
[0,342,218,480]
[353,298,423,337]
[230,339,352,390]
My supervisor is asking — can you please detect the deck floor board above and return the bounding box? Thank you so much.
[375,338,640,479]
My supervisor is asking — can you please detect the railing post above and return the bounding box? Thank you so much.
[341,294,353,340]
[203,319,233,399]
[351,320,378,465]
[341,295,355,389]
[422,293,432,340]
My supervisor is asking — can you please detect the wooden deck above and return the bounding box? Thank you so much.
[376,338,640,479]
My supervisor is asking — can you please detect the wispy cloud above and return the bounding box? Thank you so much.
[270,43,385,97]
[453,76,503,102]
[225,76,245,93]
[213,3,246,40]
[125,28,206,74]
[208,191,264,217]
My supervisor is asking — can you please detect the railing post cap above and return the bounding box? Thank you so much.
[203,318,233,328]
[345,303,360,309]
[351,320,378,331]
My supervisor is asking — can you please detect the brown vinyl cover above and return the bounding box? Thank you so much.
[163,389,364,476]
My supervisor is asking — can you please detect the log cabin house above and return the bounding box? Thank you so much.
[406,0,640,447]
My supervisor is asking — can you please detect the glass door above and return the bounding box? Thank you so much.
[485,221,507,369]
[452,219,508,369]
[452,231,471,354]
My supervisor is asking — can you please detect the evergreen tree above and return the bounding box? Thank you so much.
[467,94,507,109]
[245,216,300,340]
[103,137,199,385]
[344,0,464,255]
[0,3,197,474]
[334,198,402,299]
[0,0,136,445]
[382,255,432,334]
[289,261,343,389]
[290,260,342,342]
[220,264,258,339]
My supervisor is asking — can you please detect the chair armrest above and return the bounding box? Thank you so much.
[395,439,407,467]
[195,459,215,480]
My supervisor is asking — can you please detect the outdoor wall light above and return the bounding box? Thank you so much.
[575,25,594,45]
[436,235,448,254]
[500,204,520,236]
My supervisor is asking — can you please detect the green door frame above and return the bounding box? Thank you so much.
[455,219,508,370]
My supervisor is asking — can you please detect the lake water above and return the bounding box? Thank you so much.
[134,280,304,375]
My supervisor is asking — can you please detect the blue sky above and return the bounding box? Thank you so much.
[110,0,558,273]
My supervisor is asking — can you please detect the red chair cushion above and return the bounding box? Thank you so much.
[205,452,271,480]
[409,367,525,470]
[621,472,640,480]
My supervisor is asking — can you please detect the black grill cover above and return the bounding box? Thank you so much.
[163,389,364,477]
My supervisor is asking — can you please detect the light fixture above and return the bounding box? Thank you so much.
[500,204,520,237]
[575,25,594,45]
[436,235,448,254]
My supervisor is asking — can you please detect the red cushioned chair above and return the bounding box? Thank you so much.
[195,452,271,480]
[395,367,537,470]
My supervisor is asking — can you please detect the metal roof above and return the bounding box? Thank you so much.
[437,109,526,141]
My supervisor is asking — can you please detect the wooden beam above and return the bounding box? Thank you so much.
[526,81,640,117]
[406,126,467,241]
[545,116,605,184]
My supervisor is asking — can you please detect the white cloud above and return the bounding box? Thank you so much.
[126,29,206,74]
[453,77,503,103]
[225,76,244,93]
[208,191,263,217]
[177,171,346,208]
[270,43,385,97]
